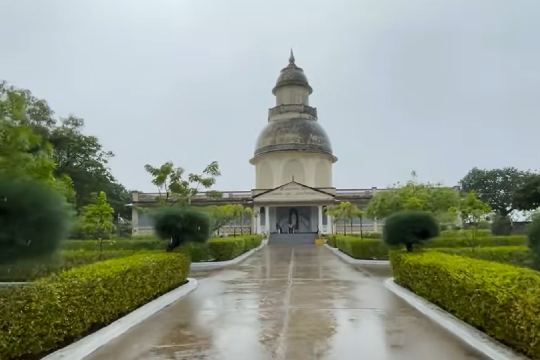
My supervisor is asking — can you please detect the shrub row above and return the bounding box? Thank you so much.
[329,235,389,260]
[0,252,190,360]
[0,250,138,282]
[424,234,527,248]
[327,234,528,260]
[390,251,540,359]
[60,238,165,251]
[206,235,264,261]
[434,246,537,270]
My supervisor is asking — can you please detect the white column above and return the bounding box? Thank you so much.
[265,206,270,234]
[328,214,333,234]
[374,218,379,233]
[131,192,139,235]
[318,205,323,234]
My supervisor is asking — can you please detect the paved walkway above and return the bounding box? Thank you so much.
[86,245,487,360]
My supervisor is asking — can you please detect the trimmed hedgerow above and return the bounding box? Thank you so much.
[0,252,190,360]
[207,235,263,261]
[390,251,540,359]
[0,250,139,282]
[60,238,165,251]
[330,235,389,260]
[433,246,536,270]
[424,234,526,249]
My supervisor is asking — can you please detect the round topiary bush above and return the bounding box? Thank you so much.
[153,206,211,251]
[383,210,440,252]
[491,215,512,236]
[527,215,540,265]
[0,179,73,264]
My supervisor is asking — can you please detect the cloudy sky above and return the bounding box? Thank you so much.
[1,0,539,192]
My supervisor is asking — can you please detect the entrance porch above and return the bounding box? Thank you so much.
[252,181,336,235]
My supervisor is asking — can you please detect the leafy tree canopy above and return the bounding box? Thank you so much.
[0,178,73,264]
[49,116,130,217]
[0,82,129,217]
[383,210,439,252]
[79,191,115,240]
[513,174,540,212]
[452,192,491,225]
[153,207,211,251]
[145,161,221,204]
[205,204,251,234]
[459,167,534,216]
[366,181,459,220]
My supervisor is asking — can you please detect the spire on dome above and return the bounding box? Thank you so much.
[289,49,295,65]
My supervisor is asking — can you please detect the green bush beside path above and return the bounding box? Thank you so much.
[390,251,540,359]
[0,252,190,360]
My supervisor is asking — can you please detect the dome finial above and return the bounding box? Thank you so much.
[289,49,295,65]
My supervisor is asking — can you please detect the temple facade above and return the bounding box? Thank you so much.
[131,53,381,236]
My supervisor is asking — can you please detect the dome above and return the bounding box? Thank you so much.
[254,118,335,160]
[272,52,313,94]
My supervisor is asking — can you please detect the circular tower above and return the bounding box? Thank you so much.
[251,51,337,189]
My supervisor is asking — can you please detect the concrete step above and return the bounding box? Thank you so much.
[268,233,317,245]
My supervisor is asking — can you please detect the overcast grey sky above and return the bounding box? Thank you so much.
[1,0,539,192]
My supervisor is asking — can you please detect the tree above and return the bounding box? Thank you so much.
[0,81,56,131]
[527,215,540,267]
[326,203,346,234]
[451,192,491,240]
[0,82,129,216]
[491,214,512,236]
[242,207,253,235]
[0,115,75,201]
[153,207,211,251]
[326,202,364,236]
[0,179,72,264]
[80,191,115,253]
[144,161,221,205]
[206,204,239,235]
[49,117,130,217]
[460,167,533,217]
[383,211,439,252]
[367,181,459,222]
[513,174,540,211]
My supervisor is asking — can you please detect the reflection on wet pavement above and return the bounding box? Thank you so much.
[85,245,487,360]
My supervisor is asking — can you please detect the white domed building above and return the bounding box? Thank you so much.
[131,52,381,240]
[250,52,338,235]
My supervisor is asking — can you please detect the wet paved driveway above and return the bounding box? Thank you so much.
[86,245,486,360]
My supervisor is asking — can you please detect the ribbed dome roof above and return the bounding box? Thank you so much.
[272,51,312,94]
[254,118,334,159]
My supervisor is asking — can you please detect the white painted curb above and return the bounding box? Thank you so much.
[190,239,267,270]
[384,278,528,360]
[42,278,198,360]
[323,244,390,265]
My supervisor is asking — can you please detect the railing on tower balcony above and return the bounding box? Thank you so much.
[268,104,317,119]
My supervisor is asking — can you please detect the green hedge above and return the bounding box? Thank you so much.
[424,235,526,248]
[0,250,139,282]
[207,235,263,261]
[390,251,540,359]
[0,252,190,360]
[439,229,492,238]
[434,246,536,269]
[330,235,389,260]
[327,234,528,260]
[61,238,165,251]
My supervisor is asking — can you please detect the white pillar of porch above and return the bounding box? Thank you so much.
[265,206,270,234]
[318,205,323,234]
